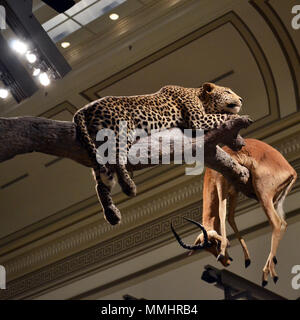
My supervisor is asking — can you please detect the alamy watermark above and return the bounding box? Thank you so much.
[95,123,204,175]
[0,5,6,30]
[0,265,6,290]
[291,265,300,290]
[292,5,300,30]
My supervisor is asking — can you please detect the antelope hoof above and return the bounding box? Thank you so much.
[229,256,233,261]
[245,259,251,268]
[273,256,278,265]
[217,254,225,262]
[262,280,268,287]
[273,276,279,284]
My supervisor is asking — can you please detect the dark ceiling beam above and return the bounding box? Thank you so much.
[41,0,75,13]
[0,33,38,103]
[3,0,71,79]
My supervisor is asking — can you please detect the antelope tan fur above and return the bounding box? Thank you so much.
[172,138,297,287]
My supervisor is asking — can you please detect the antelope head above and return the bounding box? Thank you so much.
[171,218,232,267]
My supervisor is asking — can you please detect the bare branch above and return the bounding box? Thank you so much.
[0,115,255,198]
[0,116,91,166]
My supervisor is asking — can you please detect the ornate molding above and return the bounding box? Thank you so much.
[250,0,300,111]
[273,133,300,160]
[38,101,78,119]
[0,198,204,300]
[0,129,300,299]
[3,178,203,277]
[0,2,299,298]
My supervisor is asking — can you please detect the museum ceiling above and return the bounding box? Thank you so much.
[0,0,299,299]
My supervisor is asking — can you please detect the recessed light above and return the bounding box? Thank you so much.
[109,13,119,21]
[61,42,70,49]
[0,88,9,99]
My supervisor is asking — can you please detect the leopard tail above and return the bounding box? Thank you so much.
[73,110,111,185]
[73,110,119,225]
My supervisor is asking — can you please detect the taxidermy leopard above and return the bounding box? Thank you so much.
[73,82,243,225]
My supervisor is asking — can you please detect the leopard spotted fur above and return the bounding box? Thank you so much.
[73,82,243,225]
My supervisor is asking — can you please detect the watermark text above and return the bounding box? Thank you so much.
[291,265,300,290]
[95,124,204,175]
[0,5,6,30]
[0,265,6,290]
[292,5,300,30]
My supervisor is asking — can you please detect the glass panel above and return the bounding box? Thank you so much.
[73,0,126,25]
[48,20,81,43]
[65,0,98,16]
[42,14,68,32]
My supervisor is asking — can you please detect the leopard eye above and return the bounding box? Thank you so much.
[225,90,231,94]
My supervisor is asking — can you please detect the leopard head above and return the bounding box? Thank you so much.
[200,82,243,114]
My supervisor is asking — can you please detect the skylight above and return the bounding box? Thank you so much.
[48,20,81,43]
[65,0,99,16]
[73,0,125,26]
[43,14,68,32]
[42,0,126,43]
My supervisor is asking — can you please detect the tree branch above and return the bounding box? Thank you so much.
[0,115,255,199]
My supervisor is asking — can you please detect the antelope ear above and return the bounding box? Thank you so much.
[202,82,215,93]
[194,234,203,246]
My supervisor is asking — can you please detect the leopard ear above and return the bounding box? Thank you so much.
[202,82,215,93]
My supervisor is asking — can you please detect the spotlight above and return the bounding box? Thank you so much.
[32,68,41,77]
[0,33,38,103]
[39,72,50,86]
[109,13,119,20]
[1,0,72,103]
[61,42,70,49]
[10,39,28,54]
[0,88,9,99]
[25,52,37,64]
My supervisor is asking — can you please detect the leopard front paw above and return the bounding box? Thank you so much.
[229,134,245,151]
[236,115,254,127]
[104,205,122,225]
[119,178,137,197]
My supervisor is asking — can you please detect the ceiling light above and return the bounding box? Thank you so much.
[39,72,50,86]
[26,52,37,64]
[0,88,9,99]
[10,40,28,54]
[61,42,70,49]
[109,13,119,21]
[2,1,71,103]
[33,68,41,77]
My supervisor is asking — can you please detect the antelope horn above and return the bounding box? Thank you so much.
[183,217,209,245]
[171,218,211,251]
